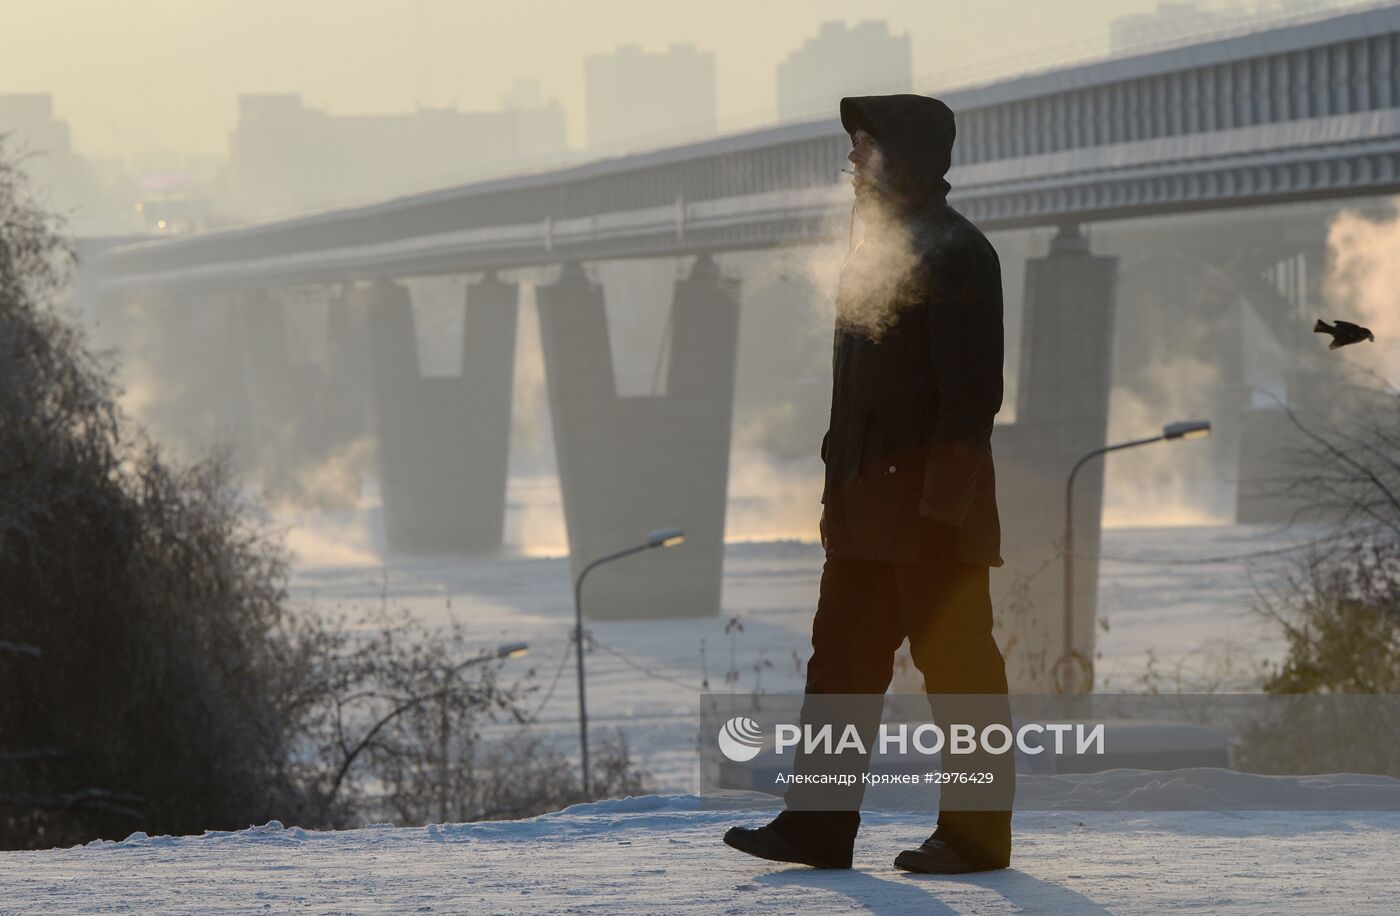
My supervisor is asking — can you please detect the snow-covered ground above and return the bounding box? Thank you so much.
[7,519,1394,913]
[4,795,1399,913]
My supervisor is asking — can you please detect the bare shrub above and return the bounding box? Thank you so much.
[1,140,309,848]
[451,730,654,824]
[1,141,650,849]
[1256,535,1400,694]
[1249,376,1400,696]
[289,607,532,826]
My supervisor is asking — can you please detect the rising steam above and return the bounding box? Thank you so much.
[1324,200,1400,387]
[831,193,923,342]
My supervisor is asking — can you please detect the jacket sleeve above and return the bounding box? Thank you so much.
[917,239,1005,526]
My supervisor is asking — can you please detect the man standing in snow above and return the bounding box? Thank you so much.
[724,94,1015,874]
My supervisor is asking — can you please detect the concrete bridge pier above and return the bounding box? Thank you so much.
[356,274,519,554]
[1225,238,1339,523]
[234,290,328,495]
[229,287,371,496]
[111,288,253,465]
[536,256,740,620]
[994,224,1118,692]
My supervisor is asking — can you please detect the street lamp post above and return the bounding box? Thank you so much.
[1058,420,1210,694]
[436,641,529,822]
[573,526,685,795]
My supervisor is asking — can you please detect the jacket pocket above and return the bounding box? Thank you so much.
[881,439,928,496]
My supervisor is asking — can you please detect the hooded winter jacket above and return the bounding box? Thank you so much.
[819,94,1004,567]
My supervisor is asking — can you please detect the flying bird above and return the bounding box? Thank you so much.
[1313,319,1375,350]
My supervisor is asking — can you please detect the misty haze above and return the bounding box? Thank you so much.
[3,0,1400,911]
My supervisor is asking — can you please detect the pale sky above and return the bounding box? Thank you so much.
[0,0,1341,163]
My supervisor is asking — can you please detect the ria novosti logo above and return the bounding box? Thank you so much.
[715,718,1106,760]
[717,716,765,762]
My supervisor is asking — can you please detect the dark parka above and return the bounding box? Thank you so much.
[820,94,1005,567]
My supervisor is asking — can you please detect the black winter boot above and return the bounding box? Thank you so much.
[894,834,1008,874]
[723,824,851,869]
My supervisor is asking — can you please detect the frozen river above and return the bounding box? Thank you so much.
[285,520,1319,793]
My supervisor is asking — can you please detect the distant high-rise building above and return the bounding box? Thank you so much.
[224,92,567,220]
[502,79,569,161]
[0,93,131,234]
[502,78,544,110]
[1109,0,1326,53]
[584,43,716,151]
[0,93,71,155]
[776,21,912,123]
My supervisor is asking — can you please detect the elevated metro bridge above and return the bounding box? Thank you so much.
[82,3,1400,690]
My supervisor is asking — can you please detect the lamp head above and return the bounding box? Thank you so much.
[646,527,686,548]
[496,641,530,659]
[1163,420,1211,441]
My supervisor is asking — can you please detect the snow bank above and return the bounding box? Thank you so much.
[3,776,1398,914]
